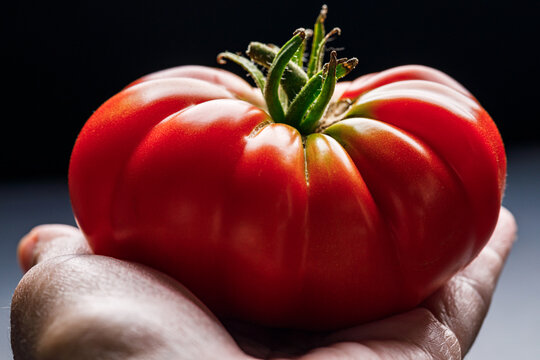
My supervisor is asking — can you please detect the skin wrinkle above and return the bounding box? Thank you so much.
[421,281,478,355]
[432,275,487,354]
[420,208,516,355]
[319,307,462,360]
[403,309,460,360]
[440,326,461,360]
[422,301,457,353]
[428,322,461,360]
[452,274,490,309]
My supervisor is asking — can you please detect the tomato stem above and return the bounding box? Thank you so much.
[264,29,306,124]
[218,6,357,134]
[285,57,358,130]
[299,51,338,134]
[292,29,312,67]
[315,27,341,71]
[307,5,328,78]
[285,72,324,127]
[336,57,359,79]
[217,52,266,92]
[247,42,308,101]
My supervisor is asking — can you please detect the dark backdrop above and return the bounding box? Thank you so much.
[3,0,538,181]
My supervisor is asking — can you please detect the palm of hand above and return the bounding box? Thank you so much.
[11,208,515,360]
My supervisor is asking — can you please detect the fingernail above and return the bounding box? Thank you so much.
[17,229,39,272]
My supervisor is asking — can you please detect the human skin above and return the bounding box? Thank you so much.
[11,207,516,360]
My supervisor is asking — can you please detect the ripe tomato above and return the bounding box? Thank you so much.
[69,22,505,330]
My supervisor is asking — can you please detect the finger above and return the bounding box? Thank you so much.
[483,207,517,263]
[421,207,517,354]
[317,308,462,360]
[17,224,92,272]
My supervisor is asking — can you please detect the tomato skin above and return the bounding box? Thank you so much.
[69,65,505,330]
[340,64,473,100]
[126,65,265,107]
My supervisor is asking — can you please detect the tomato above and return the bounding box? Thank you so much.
[69,16,505,330]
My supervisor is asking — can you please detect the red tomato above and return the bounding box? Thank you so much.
[69,61,505,330]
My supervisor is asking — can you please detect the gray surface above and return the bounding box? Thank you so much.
[0,181,76,359]
[1,145,539,359]
[467,145,540,359]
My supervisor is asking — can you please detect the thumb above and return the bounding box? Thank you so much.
[17,224,92,273]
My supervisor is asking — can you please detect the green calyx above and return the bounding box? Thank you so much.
[217,5,357,135]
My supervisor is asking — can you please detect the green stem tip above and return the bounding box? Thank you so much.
[218,6,357,134]
[264,29,306,123]
[299,50,338,134]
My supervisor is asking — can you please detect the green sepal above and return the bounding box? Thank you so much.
[247,42,308,101]
[285,57,358,127]
[315,27,341,73]
[217,52,266,92]
[307,5,327,77]
[335,57,359,79]
[299,51,338,134]
[285,72,324,126]
[264,29,306,124]
[291,29,312,67]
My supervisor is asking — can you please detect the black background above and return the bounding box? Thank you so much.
[2,0,538,181]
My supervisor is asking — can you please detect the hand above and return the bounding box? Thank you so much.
[11,208,516,360]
